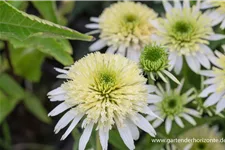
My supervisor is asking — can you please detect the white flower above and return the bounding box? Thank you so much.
[86,1,158,62]
[178,125,225,150]
[200,0,225,29]
[47,52,160,150]
[147,79,200,134]
[151,0,225,74]
[199,45,225,113]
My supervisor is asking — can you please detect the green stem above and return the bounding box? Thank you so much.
[96,133,101,150]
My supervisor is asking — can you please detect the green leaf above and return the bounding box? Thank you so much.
[109,130,127,150]
[0,1,93,41]
[7,1,28,10]
[10,38,74,66]
[32,1,58,23]
[0,91,21,124]
[10,45,45,82]
[0,73,24,99]
[24,92,51,124]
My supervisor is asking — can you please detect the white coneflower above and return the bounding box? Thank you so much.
[200,0,225,29]
[47,52,160,150]
[140,44,180,84]
[178,125,225,150]
[199,45,225,113]
[147,80,200,134]
[86,1,158,62]
[151,0,225,74]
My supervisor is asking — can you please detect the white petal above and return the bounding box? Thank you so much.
[185,56,200,73]
[175,117,184,128]
[184,143,193,150]
[174,55,183,75]
[126,47,140,62]
[105,46,117,54]
[89,40,106,51]
[61,113,84,140]
[184,108,200,118]
[79,122,94,150]
[90,17,100,23]
[116,121,135,150]
[48,102,70,116]
[162,70,180,84]
[200,2,215,9]
[147,94,163,103]
[206,34,225,41]
[54,68,68,74]
[216,98,225,113]
[196,53,210,69]
[175,78,184,95]
[146,85,157,93]
[221,19,225,29]
[152,119,163,128]
[131,113,156,137]
[126,119,140,140]
[168,52,177,71]
[165,118,172,134]
[174,0,182,9]
[85,23,99,29]
[182,113,196,125]
[199,70,215,77]
[117,45,126,56]
[183,0,190,8]
[48,87,65,96]
[99,127,109,150]
[49,94,66,101]
[199,84,217,97]
[204,92,223,107]
[54,109,76,133]
[203,78,216,85]
[163,0,172,13]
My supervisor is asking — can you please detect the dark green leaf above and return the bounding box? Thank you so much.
[0,73,24,99]
[10,46,45,82]
[24,92,51,124]
[109,130,128,150]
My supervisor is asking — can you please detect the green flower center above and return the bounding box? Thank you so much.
[174,21,191,34]
[160,94,184,118]
[124,14,137,23]
[140,44,168,72]
[191,142,207,150]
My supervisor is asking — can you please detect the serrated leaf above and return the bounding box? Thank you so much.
[32,1,58,23]
[10,46,45,82]
[0,73,24,99]
[10,37,74,66]
[0,1,93,41]
[24,92,51,124]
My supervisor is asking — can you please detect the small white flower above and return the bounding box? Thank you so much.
[86,1,158,62]
[147,79,200,134]
[199,45,225,113]
[48,52,160,150]
[151,0,225,74]
[200,0,225,29]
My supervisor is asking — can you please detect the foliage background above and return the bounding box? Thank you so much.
[0,1,225,150]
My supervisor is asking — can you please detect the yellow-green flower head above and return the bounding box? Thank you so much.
[178,125,225,150]
[47,52,160,150]
[200,0,225,29]
[86,1,158,62]
[199,46,225,114]
[140,44,180,84]
[147,80,200,134]
[151,0,225,74]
